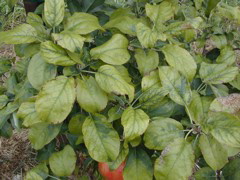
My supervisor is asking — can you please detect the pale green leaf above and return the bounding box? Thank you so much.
[90,34,130,65]
[108,145,129,170]
[68,114,86,135]
[25,172,43,180]
[216,46,236,66]
[64,12,104,35]
[230,73,240,90]
[0,95,8,110]
[95,65,134,102]
[82,114,120,162]
[17,102,42,127]
[144,117,184,150]
[199,62,239,84]
[108,106,123,122]
[154,138,195,180]
[26,162,49,180]
[27,53,57,90]
[211,35,227,49]
[40,41,76,66]
[199,134,228,170]
[145,1,175,26]
[121,107,149,141]
[28,123,61,150]
[44,0,65,27]
[0,24,37,44]
[27,13,43,25]
[76,77,108,113]
[162,44,197,81]
[35,76,76,124]
[52,32,85,53]
[208,112,240,148]
[114,65,132,83]
[158,66,192,106]
[135,49,159,76]
[123,148,153,180]
[141,70,161,91]
[49,145,76,176]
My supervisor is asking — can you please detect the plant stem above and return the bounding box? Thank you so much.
[185,105,194,124]
[184,129,193,140]
[81,70,96,74]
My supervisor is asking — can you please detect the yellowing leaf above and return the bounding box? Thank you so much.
[52,32,85,53]
[90,34,130,65]
[76,77,108,113]
[162,44,197,81]
[44,0,65,27]
[40,41,76,66]
[82,114,120,162]
[135,49,159,76]
[35,76,76,124]
[95,65,134,102]
[64,12,104,35]
[0,24,37,44]
[49,145,76,176]
[121,107,149,141]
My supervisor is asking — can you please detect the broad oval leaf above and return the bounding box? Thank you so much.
[68,114,86,135]
[90,34,130,65]
[52,32,85,53]
[95,65,134,102]
[17,102,42,127]
[144,117,184,150]
[27,53,57,90]
[222,157,240,180]
[28,123,61,150]
[158,66,192,106]
[40,41,76,66]
[135,49,159,76]
[199,134,228,170]
[35,76,76,124]
[208,112,240,148]
[27,12,43,25]
[154,138,195,180]
[216,46,236,66]
[82,114,120,162]
[0,95,8,110]
[123,148,153,180]
[64,12,104,35]
[76,76,108,113]
[121,107,150,141]
[194,167,216,180]
[49,145,76,176]
[199,62,239,84]
[44,0,65,27]
[162,44,197,81]
[0,24,37,44]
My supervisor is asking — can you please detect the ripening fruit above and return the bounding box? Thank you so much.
[98,161,125,180]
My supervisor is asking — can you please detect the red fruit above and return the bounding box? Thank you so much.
[98,161,126,180]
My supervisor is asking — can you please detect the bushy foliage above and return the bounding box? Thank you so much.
[0,0,240,179]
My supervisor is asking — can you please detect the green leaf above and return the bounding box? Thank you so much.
[27,13,43,25]
[49,145,77,176]
[82,114,120,162]
[0,24,37,44]
[52,32,85,53]
[0,95,8,110]
[40,41,76,66]
[68,114,86,135]
[17,102,42,127]
[222,157,240,180]
[135,49,159,76]
[35,76,76,124]
[145,1,175,27]
[123,148,153,180]
[90,34,130,65]
[194,167,216,180]
[162,44,197,81]
[208,112,240,148]
[108,106,123,122]
[28,123,61,150]
[108,145,129,170]
[154,138,195,180]
[121,107,149,141]
[27,53,57,90]
[141,70,161,91]
[95,65,135,102]
[25,171,43,180]
[230,73,240,90]
[44,0,65,27]
[76,77,108,113]
[199,134,228,170]
[199,62,239,84]
[82,0,105,12]
[158,66,192,106]
[26,162,49,180]
[144,117,184,150]
[216,46,236,66]
[114,65,132,83]
[6,0,17,9]
[136,23,158,48]
[64,12,104,35]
